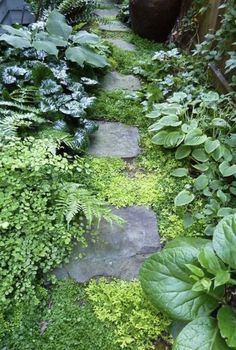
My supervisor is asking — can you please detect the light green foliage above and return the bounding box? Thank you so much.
[86,278,171,349]
[1,280,119,349]
[0,139,118,308]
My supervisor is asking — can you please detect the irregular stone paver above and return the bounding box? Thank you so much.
[99,21,131,32]
[101,71,141,92]
[88,121,140,159]
[54,206,160,282]
[94,8,119,17]
[108,38,136,51]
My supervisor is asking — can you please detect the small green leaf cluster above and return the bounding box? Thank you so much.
[0,138,118,308]
[140,214,236,350]
[86,278,171,349]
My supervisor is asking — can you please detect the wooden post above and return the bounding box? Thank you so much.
[198,0,222,40]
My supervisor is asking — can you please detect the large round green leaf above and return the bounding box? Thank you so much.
[46,10,72,40]
[140,246,223,321]
[218,306,236,348]
[213,214,236,268]
[173,317,229,350]
[175,190,195,206]
[66,47,108,68]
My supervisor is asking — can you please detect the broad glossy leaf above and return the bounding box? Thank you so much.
[218,306,236,347]
[148,115,181,132]
[166,237,208,250]
[213,214,236,268]
[164,130,184,148]
[198,243,226,275]
[1,25,31,39]
[175,145,191,160]
[46,10,72,40]
[35,32,67,46]
[214,270,230,288]
[173,317,228,350]
[175,190,195,206]
[73,31,100,44]
[140,247,223,321]
[152,130,168,145]
[184,128,207,146]
[0,34,30,48]
[171,168,189,177]
[66,46,107,68]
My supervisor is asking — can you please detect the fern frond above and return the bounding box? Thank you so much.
[57,182,124,228]
[10,87,39,105]
[0,101,40,114]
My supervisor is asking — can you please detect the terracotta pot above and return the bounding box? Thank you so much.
[130,0,182,42]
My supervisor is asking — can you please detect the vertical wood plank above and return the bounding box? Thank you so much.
[198,0,222,40]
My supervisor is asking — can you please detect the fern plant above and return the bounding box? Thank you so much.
[58,0,97,24]
[57,182,124,228]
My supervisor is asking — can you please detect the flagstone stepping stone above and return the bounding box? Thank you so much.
[88,121,140,159]
[101,71,141,92]
[94,8,119,17]
[99,21,131,32]
[54,206,160,282]
[108,38,136,51]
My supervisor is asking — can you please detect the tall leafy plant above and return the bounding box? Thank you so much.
[140,214,236,349]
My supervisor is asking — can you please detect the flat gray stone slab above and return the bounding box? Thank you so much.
[54,206,160,282]
[95,8,119,17]
[99,21,131,32]
[108,38,136,51]
[88,121,140,158]
[101,71,141,92]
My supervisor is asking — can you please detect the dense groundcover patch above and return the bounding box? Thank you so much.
[0,0,236,349]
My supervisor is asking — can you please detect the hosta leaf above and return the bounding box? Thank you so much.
[152,130,168,145]
[214,270,230,288]
[0,34,31,49]
[194,174,209,191]
[213,214,236,268]
[175,190,195,206]
[140,245,222,321]
[66,46,107,68]
[148,115,181,132]
[185,129,207,146]
[173,317,228,350]
[192,148,209,162]
[219,161,236,177]
[1,25,31,39]
[171,168,189,177]
[73,31,100,44]
[32,41,58,56]
[164,131,184,148]
[218,306,236,348]
[175,145,191,160]
[205,139,220,154]
[46,10,72,40]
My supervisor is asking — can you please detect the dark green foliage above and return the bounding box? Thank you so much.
[58,0,97,24]
[140,215,236,349]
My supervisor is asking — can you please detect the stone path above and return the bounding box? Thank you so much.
[55,0,160,283]
[108,38,136,51]
[101,71,141,91]
[54,206,160,282]
[99,21,131,32]
[88,121,140,159]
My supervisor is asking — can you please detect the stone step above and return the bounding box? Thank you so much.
[54,206,160,282]
[101,71,141,92]
[88,121,140,159]
[108,38,136,51]
[99,21,131,32]
[94,8,119,17]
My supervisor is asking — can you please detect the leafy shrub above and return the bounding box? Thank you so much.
[86,279,171,349]
[0,11,108,151]
[0,138,118,308]
[140,215,236,349]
